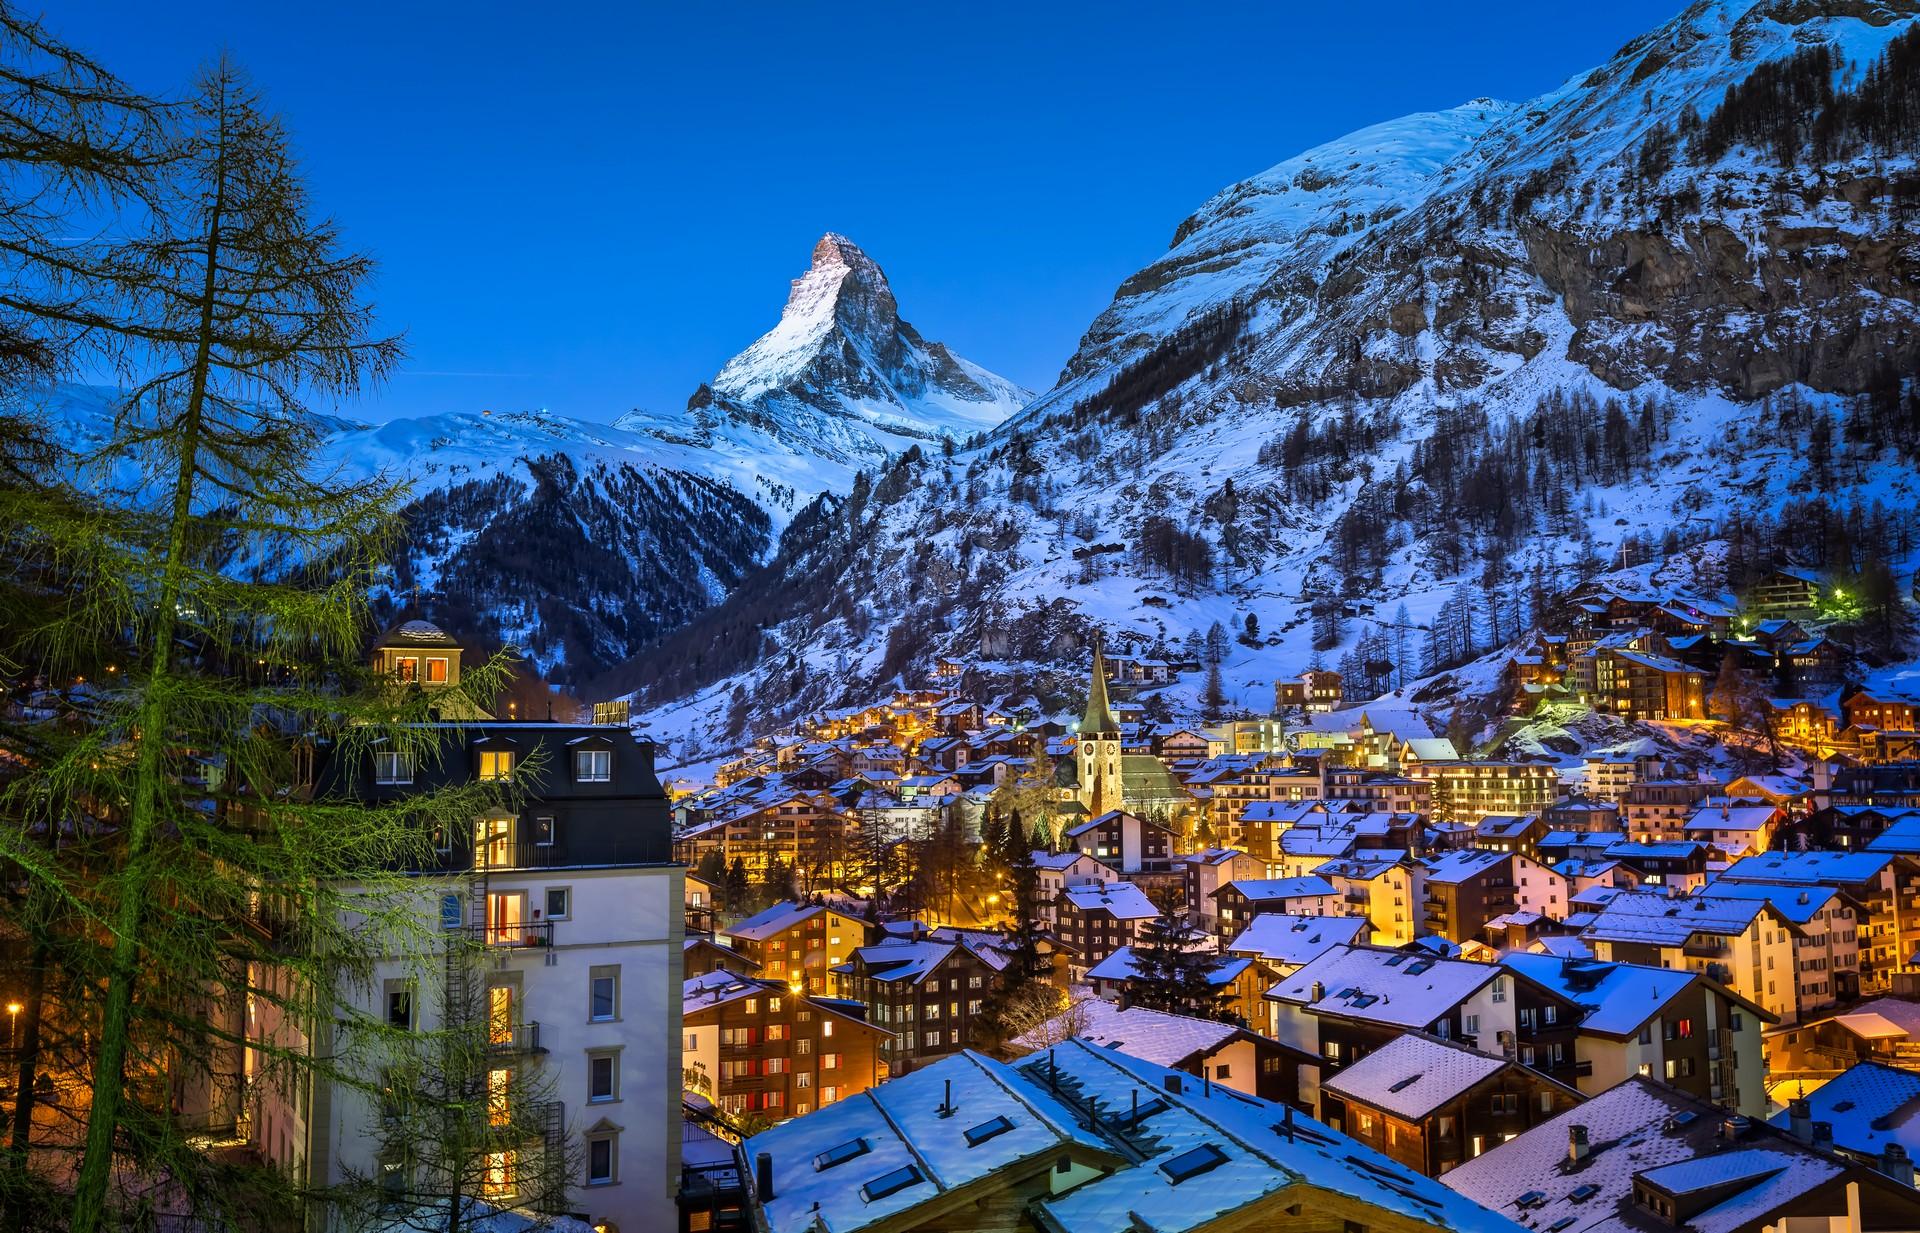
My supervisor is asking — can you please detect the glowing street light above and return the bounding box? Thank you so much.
[5,1002,20,1048]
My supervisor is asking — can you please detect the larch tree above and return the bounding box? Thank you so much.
[0,51,513,1232]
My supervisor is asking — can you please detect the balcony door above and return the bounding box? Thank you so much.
[486,891,527,946]
[475,815,514,870]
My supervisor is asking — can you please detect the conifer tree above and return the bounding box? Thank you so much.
[0,53,521,1230]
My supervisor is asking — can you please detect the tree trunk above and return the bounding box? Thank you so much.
[69,79,228,1233]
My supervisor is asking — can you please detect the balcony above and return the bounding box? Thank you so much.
[472,842,556,872]
[487,1020,545,1055]
[472,920,553,949]
[1682,940,1731,959]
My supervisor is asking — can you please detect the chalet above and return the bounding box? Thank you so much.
[1028,850,1115,926]
[1153,728,1213,761]
[1715,849,1920,996]
[1766,999,1920,1073]
[1826,803,1920,850]
[1053,880,1159,978]
[1682,799,1783,859]
[1622,778,1717,842]
[1846,688,1920,742]
[1010,999,1309,1107]
[1212,876,1340,933]
[1421,850,1569,944]
[1696,879,1859,1013]
[835,937,1004,1074]
[1747,564,1823,622]
[1579,890,1797,1024]
[1770,695,1845,749]
[739,1040,1515,1233]
[1319,1032,1583,1176]
[1226,912,1369,975]
[684,934,758,980]
[1315,855,1428,946]
[683,972,889,1121]
[1593,647,1706,721]
[1266,946,1584,1107]
[1772,1062,1920,1177]
[1274,668,1343,712]
[1442,1077,1920,1233]
[1541,795,1621,831]
[1502,954,1770,1115]
[1404,760,1560,825]
[1062,808,1176,874]
[1084,946,1270,1027]
[723,901,865,995]
[1181,848,1268,933]
[1472,814,1547,858]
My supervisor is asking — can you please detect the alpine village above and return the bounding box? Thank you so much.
[9,2,1920,1233]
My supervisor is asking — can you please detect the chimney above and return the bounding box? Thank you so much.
[754,1151,775,1201]
[1813,1121,1835,1151]
[1788,1098,1812,1143]
[1569,1124,1591,1163]
[1311,981,1325,1002]
[1721,1116,1751,1141]
[1164,1073,1183,1094]
[938,1078,954,1118]
[1116,989,1131,1012]
[1884,1143,1913,1187]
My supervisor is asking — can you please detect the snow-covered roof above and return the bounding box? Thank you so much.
[743,1048,1111,1233]
[1267,945,1499,1028]
[847,939,960,984]
[1061,880,1159,920]
[1500,953,1701,1038]
[1422,848,1510,884]
[1771,1061,1920,1163]
[1696,879,1840,925]
[1719,850,1893,887]
[1217,875,1337,902]
[1180,847,1254,867]
[1580,891,1770,946]
[1016,998,1247,1070]
[1226,913,1369,966]
[1014,1038,1520,1233]
[1085,944,1245,987]
[1442,1078,1846,1233]
[1820,997,1920,1041]
[726,900,831,941]
[1323,1033,1511,1119]
[1683,803,1778,834]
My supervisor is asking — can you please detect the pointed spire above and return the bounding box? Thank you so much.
[1081,635,1119,735]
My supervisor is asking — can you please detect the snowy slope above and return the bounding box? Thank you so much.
[618,0,1920,764]
[614,233,1030,516]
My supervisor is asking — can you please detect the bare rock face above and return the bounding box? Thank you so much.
[697,232,1030,467]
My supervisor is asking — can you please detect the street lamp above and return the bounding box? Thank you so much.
[5,1002,20,1048]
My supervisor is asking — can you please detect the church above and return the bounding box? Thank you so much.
[1057,639,1190,829]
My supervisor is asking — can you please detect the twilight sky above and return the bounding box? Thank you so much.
[62,2,1679,423]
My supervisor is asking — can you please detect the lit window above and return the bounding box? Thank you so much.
[483,1150,515,1198]
[488,1068,511,1126]
[488,986,514,1046]
[424,657,448,684]
[394,656,419,682]
[479,750,514,782]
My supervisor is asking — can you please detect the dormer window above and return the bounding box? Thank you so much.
[374,751,414,785]
[479,750,514,782]
[575,749,612,783]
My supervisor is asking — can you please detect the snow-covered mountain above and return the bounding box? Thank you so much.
[17,236,1031,685]
[614,233,1030,516]
[616,0,1920,761]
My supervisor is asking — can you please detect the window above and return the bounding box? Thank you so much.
[1160,1143,1229,1184]
[575,748,612,782]
[386,983,414,1030]
[590,966,620,1021]
[533,816,556,847]
[587,1133,617,1186]
[860,1165,924,1203]
[483,1150,515,1199]
[822,1053,840,1071]
[588,1051,620,1102]
[373,751,413,785]
[814,1138,871,1172]
[488,985,514,1046]
[545,887,570,920]
[1491,977,1507,1003]
[479,749,514,782]
[424,657,448,684]
[965,1116,1014,1147]
[394,656,419,682]
[1214,1064,1231,1080]
[488,1068,511,1126]
[795,1039,812,1056]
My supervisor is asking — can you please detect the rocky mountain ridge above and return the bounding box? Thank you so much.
[611,0,1920,765]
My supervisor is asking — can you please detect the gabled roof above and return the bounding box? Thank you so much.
[1770,1061,1920,1163]
[1215,875,1337,903]
[1324,1034,1527,1120]
[727,900,836,941]
[1442,1077,1879,1233]
[1580,891,1773,946]
[1086,946,1248,988]
[1226,913,1369,966]
[1060,880,1158,920]
[1719,850,1894,887]
[1267,945,1501,1029]
[1500,953,1748,1038]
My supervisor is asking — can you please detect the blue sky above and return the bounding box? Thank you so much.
[63,2,1681,423]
